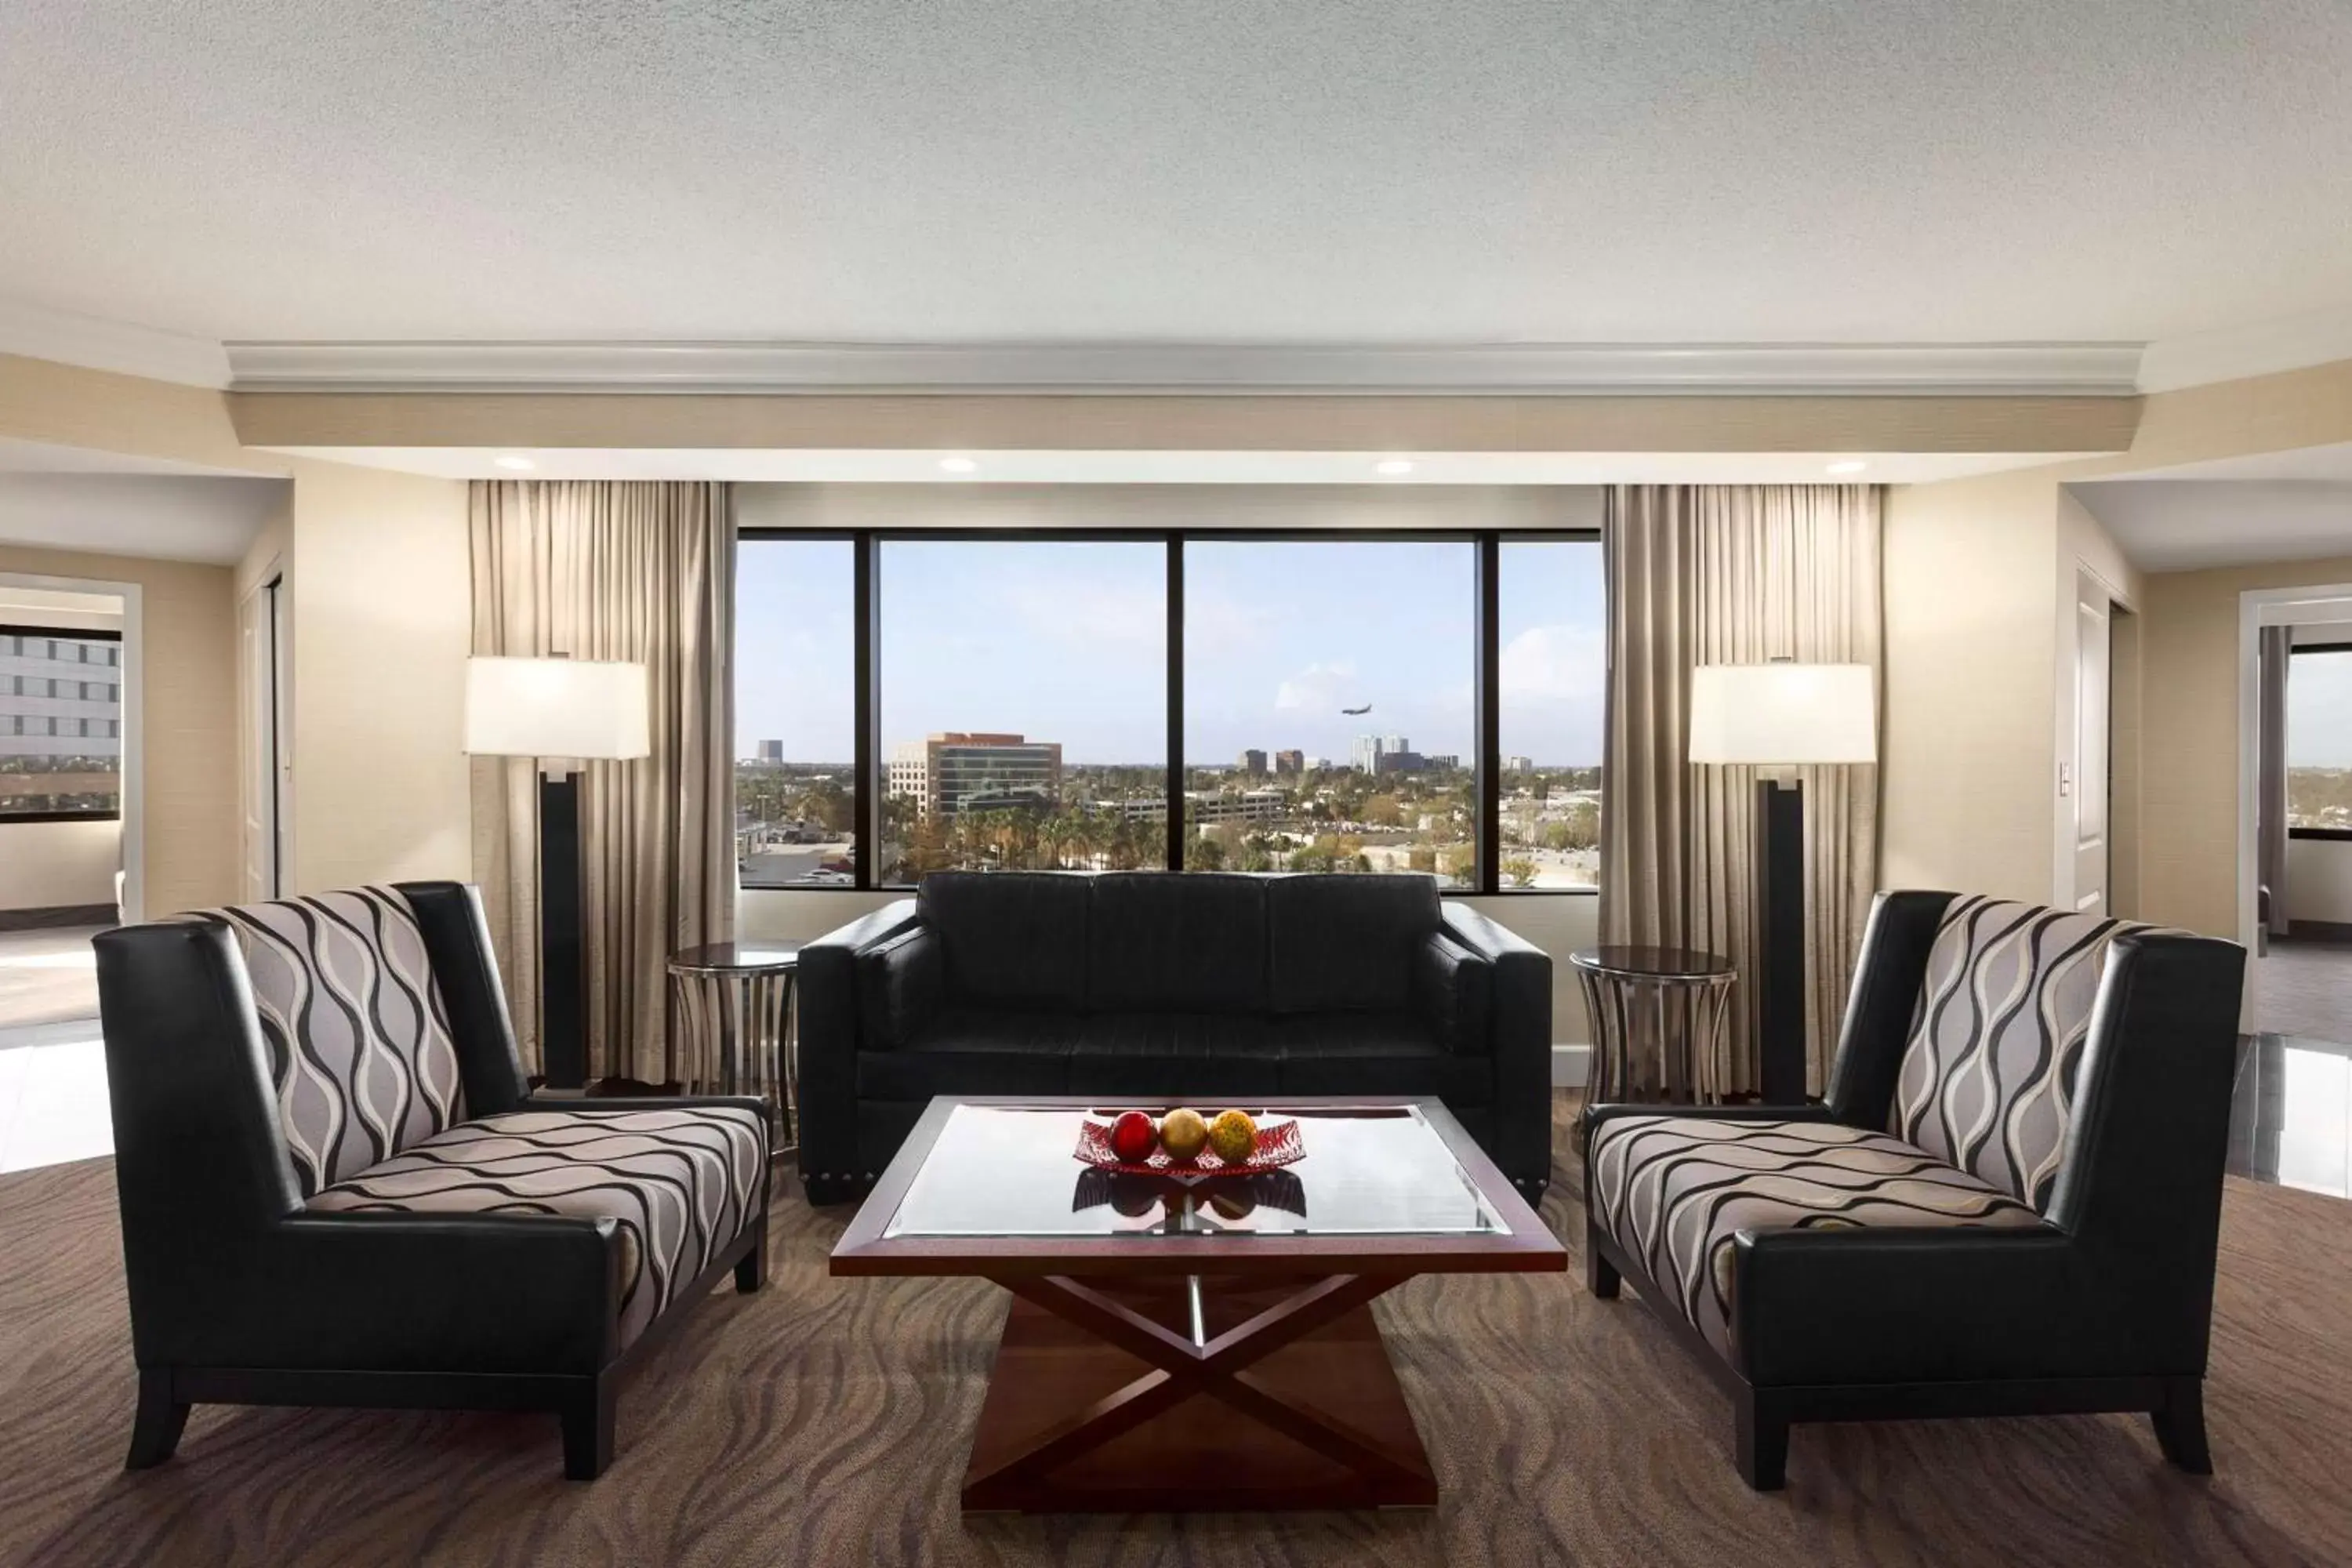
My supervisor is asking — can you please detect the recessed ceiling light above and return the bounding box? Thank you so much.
[493,454,535,471]
[1825,459,1869,476]
[1374,458,1416,477]
[938,456,979,474]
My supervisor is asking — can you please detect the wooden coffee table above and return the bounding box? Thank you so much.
[830,1094,1565,1513]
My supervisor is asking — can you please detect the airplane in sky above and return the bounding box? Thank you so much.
[1341,703,1372,715]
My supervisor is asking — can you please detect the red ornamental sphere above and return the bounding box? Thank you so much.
[1109,1111,1159,1163]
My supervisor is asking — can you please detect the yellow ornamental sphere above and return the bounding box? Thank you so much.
[1159,1108,1210,1162]
[1207,1109,1258,1164]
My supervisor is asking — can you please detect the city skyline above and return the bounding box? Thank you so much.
[734,537,1607,767]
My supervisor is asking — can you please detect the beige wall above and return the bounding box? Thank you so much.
[282,461,471,894]
[0,543,238,916]
[1881,470,2065,901]
[2140,554,2352,938]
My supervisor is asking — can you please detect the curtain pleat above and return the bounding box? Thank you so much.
[1599,485,1883,1096]
[469,481,736,1087]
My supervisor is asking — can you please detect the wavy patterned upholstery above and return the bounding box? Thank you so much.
[206,887,466,1196]
[1588,1116,2044,1358]
[1889,896,2147,1209]
[307,1106,768,1348]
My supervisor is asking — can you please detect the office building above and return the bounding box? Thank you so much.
[886,732,1062,818]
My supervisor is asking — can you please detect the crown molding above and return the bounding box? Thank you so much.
[221,339,2145,397]
[0,299,231,388]
[2136,305,2352,394]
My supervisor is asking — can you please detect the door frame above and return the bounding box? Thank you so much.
[0,570,144,923]
[2237,583,2352,961]
[2054,561,2134,915]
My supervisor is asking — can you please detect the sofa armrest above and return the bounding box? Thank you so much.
[797,899,921,1185]
[857,927,944,1050]
[129,1211,626,1377]
[1730,1224,2113,1388]
[1412,931,1492,1054]
[1437,902,1552,1191]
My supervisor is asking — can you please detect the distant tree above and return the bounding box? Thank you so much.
[1363,793,1404,828]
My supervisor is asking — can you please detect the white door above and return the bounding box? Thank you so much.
[2071,573,2111,916]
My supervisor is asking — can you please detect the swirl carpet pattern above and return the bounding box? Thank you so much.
[2,1096,2347,1567]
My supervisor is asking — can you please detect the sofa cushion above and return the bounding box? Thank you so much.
[1070,1012,1282,1098]
[305,1105,768,1349]
[857,1009,1079,1101]
[1889,896,2149,1210]
[1266,875,1439,1014]
[1086,872,1268,1013]
[916,872,1090,1011]
[207,886,468,1196]
[1586,1115,2044,1362]
[1276,1011,1491,1102]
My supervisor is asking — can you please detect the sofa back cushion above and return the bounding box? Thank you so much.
[1266,874,1441,1014]
[209,886,466,1197]
[1889,895,2143,1210]
[1086,873,1269,1013]
[916,871,1090,1011]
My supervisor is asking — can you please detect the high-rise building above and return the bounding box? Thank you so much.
[1503,753,1534,775]
[0,628,123,814]
[756,739,785,763]
[1272,749,1305,775]
[887,732,1062,819]
[1354,734,1420,773]
[1237,748,1268,774]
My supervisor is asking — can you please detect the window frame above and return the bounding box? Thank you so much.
[735,526,1604,895]
[2287,641,2352,842]
[0,620,125,825]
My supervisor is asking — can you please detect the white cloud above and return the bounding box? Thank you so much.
[1273,659,1359,712]
[995,579,1167,648]
[1500,624,1604,704]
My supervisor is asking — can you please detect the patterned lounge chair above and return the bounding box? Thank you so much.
[1584,891,2245,1489]
[95,883,771,1479]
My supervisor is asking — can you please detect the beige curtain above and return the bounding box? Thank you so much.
[470,481,736,1087]
[1598,485,1883,1096]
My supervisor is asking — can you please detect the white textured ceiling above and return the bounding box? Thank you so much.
[0,474,287,564]
[2069,480,2352,572]
[2,1,2350,347]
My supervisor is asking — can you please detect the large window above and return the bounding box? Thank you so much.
[1496,540,1606,888]
[0,626,123,820]
[732,529,1605,893]
[2288,641,2352,837]
[735,540,857,887]
[878,540,1167,880]
[1184,539,1477,881]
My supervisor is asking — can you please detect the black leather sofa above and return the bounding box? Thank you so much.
[1584,891,2245,1489]
[797,871,1552,1203]
[94,883,771,1479]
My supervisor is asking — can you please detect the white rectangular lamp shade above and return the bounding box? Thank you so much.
[463,657,651,760]
[1688,662,1876,765]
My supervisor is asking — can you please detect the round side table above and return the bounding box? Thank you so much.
[667,942,800,1156]
[1569,946,1737,1125]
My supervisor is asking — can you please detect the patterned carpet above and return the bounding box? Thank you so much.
[4,1096,2350,1568]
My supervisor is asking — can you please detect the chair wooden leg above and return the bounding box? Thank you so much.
[1735,1388,1790,1491]
[735,1219,769,1294]
[1585,1218,1621,1300]
[2151,1376,2212,1474]
[560,1377,616,1481]
[125,1369,190,1470]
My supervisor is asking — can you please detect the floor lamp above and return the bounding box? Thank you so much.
[463,655,651,1091]
[1687,662,1876,1104]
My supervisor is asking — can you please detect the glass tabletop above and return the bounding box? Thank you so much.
[882,1103,1509,1240]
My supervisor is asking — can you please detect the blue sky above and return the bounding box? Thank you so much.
[2290,648,2352,768]
[734,536,1606,766]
